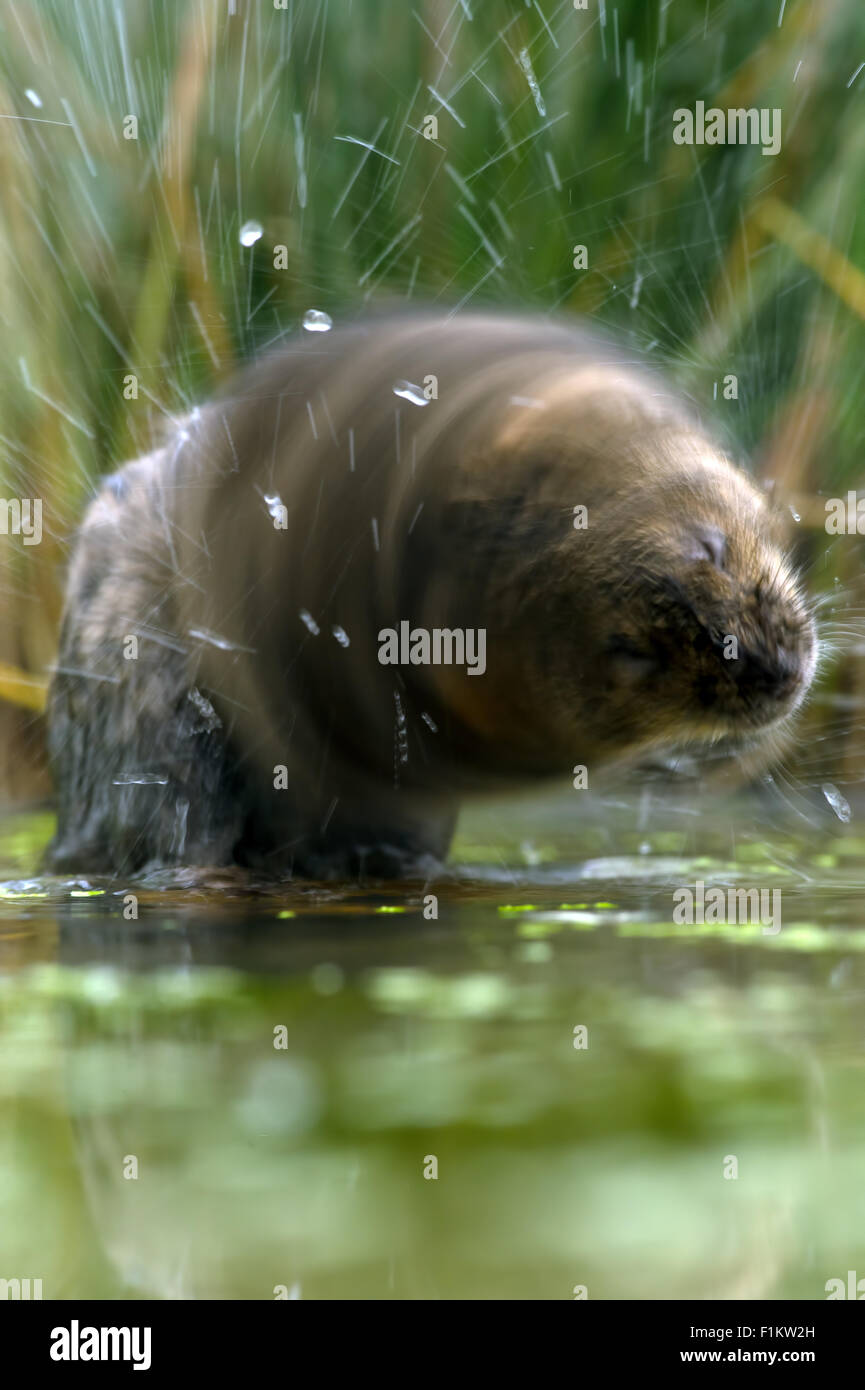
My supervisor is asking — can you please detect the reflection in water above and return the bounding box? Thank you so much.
[1,790,865,1299]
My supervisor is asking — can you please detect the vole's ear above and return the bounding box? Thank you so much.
[683,524,726,569]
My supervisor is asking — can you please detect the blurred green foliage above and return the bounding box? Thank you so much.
[1,0,864,769]
[1,0,864,491]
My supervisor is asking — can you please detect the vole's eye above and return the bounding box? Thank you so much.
[688,525,726,569]
[607,636,656,678]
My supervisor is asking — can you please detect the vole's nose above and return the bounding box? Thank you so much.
[719,597,817,724]
[733,641,804,704]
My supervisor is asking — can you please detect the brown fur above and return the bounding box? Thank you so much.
[47,312,817,877]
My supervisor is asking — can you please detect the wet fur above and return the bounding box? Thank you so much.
[47,313,817,878]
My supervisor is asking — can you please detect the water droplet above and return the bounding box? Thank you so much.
[332,625,350,647]
[188,626,253,652]
[239,220,263,247]
[518,48,546,117]
[393,380,429,407]
[187,688,221,732]
[263,491,285,520]
[24,89,42,108]
[789,506,801,523]
[302,308,332,333]
[299,609,320,636]
[822,783,851,823]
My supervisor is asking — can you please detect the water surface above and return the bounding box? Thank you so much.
[1,790,864,1300]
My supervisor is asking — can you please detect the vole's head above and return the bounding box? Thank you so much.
[410,353,818,787]
[543,435,818,774]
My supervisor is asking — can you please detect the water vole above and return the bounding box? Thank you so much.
[47,312,817,877]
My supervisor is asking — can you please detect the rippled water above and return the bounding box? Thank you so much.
[1,790,864,1300]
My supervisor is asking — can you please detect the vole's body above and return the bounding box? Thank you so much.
[48,313,816,877]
